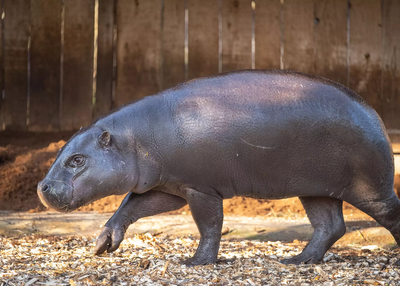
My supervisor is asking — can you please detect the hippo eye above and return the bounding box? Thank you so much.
[70,155,85,167]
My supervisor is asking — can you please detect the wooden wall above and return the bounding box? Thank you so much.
[0,0,399,134]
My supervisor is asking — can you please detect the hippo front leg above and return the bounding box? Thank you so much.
[182,188,223,266]
[94,190,187,255]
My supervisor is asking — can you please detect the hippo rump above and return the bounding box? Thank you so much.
[38,69,400,266]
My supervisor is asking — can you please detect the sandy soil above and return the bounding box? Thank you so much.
[0,131,398,217]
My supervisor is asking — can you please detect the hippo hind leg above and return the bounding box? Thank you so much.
[281,197,346,265]
[348,190,400,247]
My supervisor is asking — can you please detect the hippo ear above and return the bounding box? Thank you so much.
[98,131,111,148]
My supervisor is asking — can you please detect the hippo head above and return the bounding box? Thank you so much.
[37,126,137,212]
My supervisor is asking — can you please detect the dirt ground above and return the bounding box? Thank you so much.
[0,131,399,217]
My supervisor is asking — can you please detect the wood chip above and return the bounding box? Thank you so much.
[0,234,398,285]
[161,261,169,277]
[25,278,39,285]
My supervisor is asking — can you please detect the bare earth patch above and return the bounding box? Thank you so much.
[0,233,399,285]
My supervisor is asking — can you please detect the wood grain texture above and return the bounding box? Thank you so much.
[188,0,219,79]
[162,0,185,89]
[94,0,115,119]
[255,0,281,70]
[349,0,382,114]
[61,0,94,130]
[29,0,61,131]
[283,0,314,73]
[2,0,30,130]
[314,0,347,85]
[221,0,252,72]
[115,0,162,107]
[0,1,3,129]
[381,0,400,130]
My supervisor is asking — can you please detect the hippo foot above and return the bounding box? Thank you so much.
[280,253,322,265]
[94,226,125,255]
[180,256,217,267]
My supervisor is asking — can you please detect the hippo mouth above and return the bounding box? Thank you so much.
[37,189,72,212]
[38,179,103,212]
[37,180,76,212]
[37,189,50,208]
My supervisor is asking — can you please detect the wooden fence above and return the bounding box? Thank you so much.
[0,0,399,133]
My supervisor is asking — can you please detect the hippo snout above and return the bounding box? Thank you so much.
[37,179,75,212]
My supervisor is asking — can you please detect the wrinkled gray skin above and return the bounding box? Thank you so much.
[38,70,400,266]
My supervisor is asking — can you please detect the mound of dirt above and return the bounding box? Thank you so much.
[0,131,398,216]
[0,141,66,211]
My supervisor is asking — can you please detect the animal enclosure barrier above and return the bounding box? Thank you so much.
[0,0,399,137]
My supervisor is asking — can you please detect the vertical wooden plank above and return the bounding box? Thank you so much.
[283,0,314,73]
[221,0,252,72]
[163,0,185,89]
[382,0,400,130]
[115,0,162,107]
[61,0,95,130]
[29,0,61,131]
[94,0,115,119]
[0,1,3,130]
[314,0,348,85]
[188,0,219,79]
[255,0,281,70]
[349,0,382,113]
[2,0,30,131]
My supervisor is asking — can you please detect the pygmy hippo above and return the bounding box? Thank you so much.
[38,70,400,266]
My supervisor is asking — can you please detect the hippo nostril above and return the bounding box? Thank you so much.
[42,184,50,193]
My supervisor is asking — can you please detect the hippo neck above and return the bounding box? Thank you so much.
[94,94,169,193]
